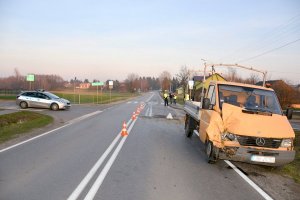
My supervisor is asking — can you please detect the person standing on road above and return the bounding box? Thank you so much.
[173,94,177,105]
[169,93,173,104]
[164,92,169,106]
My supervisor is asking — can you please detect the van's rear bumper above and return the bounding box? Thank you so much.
[219,147,295,166]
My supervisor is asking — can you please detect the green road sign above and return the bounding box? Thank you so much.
[92,82,104,86]
[26,74,35,82]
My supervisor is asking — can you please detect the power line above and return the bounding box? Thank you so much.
[236,38,300,63]
[219,13,300,62]
[269,70,300,74]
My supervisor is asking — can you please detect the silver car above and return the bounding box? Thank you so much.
[16,90,71,110]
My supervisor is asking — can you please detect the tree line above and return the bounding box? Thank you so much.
[1,67,299,108]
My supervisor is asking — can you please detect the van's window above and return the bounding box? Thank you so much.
[218,84,282,115]
[207,85,216,105]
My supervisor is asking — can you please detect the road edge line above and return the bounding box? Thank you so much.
[0,110,102,154]
[224,160,273,200]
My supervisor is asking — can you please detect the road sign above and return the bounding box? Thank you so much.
[26,74,35,82]
[108,81,113,89]
[92,82,104,86]
[188,80,194,89]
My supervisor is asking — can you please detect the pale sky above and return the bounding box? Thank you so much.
[0,0,300,83]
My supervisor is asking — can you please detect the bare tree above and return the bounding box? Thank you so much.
[126,73,139,92]
[159,71,172,91]
[176,66,190,96]
[245,73,259,84]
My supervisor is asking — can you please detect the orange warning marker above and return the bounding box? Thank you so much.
[136,108,140,115]
[121,121,128,136]
[132,112,136,120]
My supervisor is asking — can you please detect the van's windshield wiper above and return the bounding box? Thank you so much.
[243,107,273,115]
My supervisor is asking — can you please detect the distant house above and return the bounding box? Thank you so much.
[176,87,183,95]
[192,73,226,101]
[64,82,73,88]
[119,82,128,92]
[193,73,226,90]
[79,83,91,89]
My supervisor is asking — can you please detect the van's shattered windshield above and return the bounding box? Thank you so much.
[218,84,282,115]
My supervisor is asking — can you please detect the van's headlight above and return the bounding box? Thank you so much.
[281,139,292,148]
[221,132,237,141]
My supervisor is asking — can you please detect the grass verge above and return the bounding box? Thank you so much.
[0,95,16,100]
[54,92,137,104]
[280,130,300,183]
[0,111,53,144]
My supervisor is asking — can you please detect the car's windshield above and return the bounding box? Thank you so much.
[218,84,282,115]
[44,92,60,99]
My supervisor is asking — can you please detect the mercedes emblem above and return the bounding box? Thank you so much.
[256,137,265,146]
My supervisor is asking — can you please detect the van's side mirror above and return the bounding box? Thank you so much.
[202,98,211,109]
[286,108,293,119]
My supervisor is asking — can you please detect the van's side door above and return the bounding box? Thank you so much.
[199,84,216,143]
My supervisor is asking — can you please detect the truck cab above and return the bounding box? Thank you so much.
[185,80,295,166]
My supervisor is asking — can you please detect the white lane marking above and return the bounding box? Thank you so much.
[224,160,273,200]
[83,119,137,200]
[146,93,155,102]
[149,104,152,117]
[68,111,102,124]
[67,135,121,200]
[134,101,138,104]
[145,107,150,117]
[0,110,103,154]
[126,101,132,104]
[0,124,70,154]
[67,118,133,200]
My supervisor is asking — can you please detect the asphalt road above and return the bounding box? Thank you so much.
[0,92,265,200]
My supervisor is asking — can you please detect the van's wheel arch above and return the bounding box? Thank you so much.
[205,138,219,164]
[20,101,28,109]
[185,115,195,138]
[50,103,59,111]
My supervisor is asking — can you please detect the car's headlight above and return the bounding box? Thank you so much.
[221,132,237,141]
[57,99,65,103]
[281,139,293,148]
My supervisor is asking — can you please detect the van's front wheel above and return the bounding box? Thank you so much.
[206,140,219,164]
[185,115,195,138]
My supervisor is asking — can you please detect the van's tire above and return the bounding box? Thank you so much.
[20,101,28,109]
[185,115,195,138]
[206,140,219,164]
[50,103,59,111]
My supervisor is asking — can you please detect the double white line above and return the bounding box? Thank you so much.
[68,118,137,200]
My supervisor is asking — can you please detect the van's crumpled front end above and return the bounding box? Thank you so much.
[211,103,295,166]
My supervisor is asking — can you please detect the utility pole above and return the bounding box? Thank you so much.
[73,77,76,104]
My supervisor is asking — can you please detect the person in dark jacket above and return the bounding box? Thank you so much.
[169,93,173,104]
